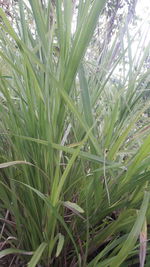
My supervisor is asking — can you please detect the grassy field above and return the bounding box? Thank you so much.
[0,1,150,266]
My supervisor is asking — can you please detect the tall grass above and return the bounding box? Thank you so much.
[0,1,150,266]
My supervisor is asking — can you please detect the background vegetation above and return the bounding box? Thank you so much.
[0,0,150,266]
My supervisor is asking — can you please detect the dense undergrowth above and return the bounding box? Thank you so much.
[0,1,150,266]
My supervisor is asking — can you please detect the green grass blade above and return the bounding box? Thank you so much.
[56,233,65,258]
[28,242,47,267]
[0,248,33,259]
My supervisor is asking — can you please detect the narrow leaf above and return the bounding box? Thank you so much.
[0,248,33,259]
[63,201,84,213]
[56,233,65,257]
[140,219,147,267]
[28,242,47,267]
[0,161,33,169]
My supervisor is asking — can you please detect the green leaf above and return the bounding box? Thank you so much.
[0,248,33,259]
[28,242,47,267]
[122,134,150,185]
[0,76,12,79]
[56,233,65,257]
[63,201,84,214]
[79,64,94,128]
[64,0,107,92]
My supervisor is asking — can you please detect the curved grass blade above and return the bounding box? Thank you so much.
[0,248,33,259]
[0,161,33,169]
[28,242,47,267]
[56,233,64,258]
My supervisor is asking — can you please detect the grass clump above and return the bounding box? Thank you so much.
[0,1,150,266]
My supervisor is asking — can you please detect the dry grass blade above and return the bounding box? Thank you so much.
[0,161,33,168]
[139,219,147,267]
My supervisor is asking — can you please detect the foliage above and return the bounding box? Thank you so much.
[0,0,150,266]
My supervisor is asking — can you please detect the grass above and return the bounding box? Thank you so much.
[0,0,150,266]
